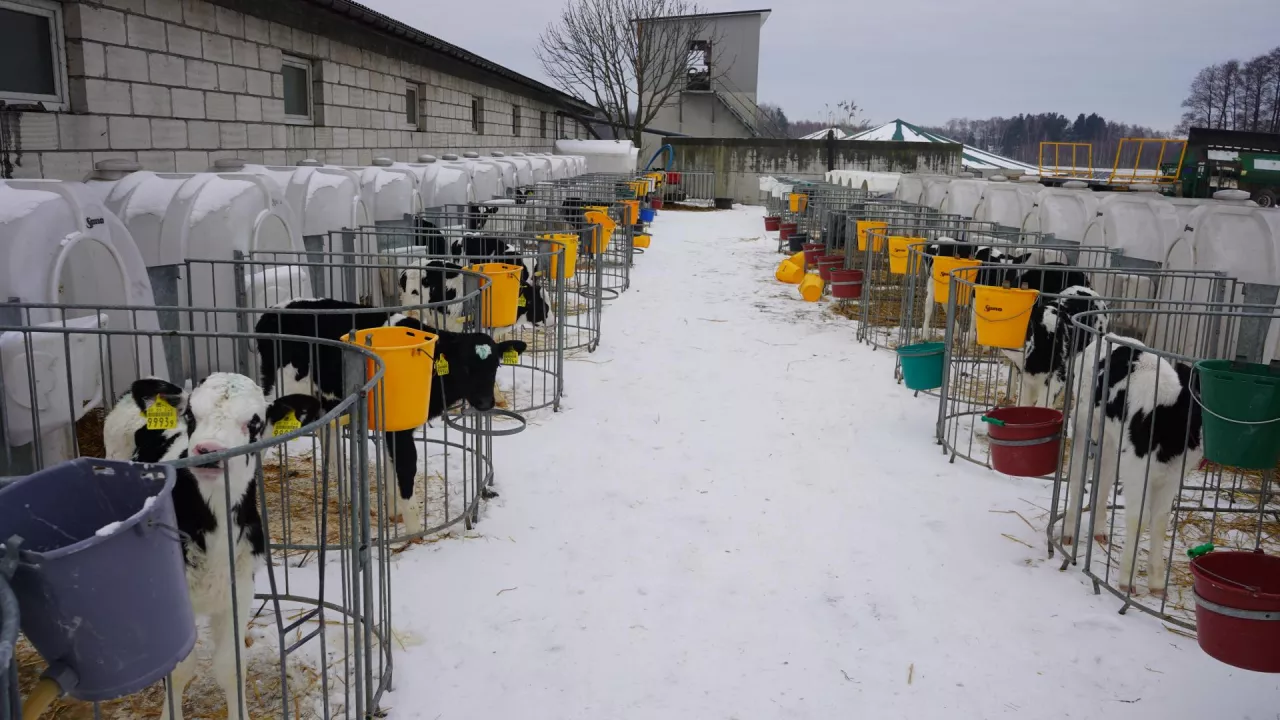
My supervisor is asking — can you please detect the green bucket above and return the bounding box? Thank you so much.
[1193,359,1280,470]
[897,342,946,392]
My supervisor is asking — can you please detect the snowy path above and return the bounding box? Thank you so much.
[385,207,1279,719]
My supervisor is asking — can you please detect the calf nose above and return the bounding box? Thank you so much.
[193,442,225,456]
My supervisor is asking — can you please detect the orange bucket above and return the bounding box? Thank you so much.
[538,233,578,279]
[465,262,522,327]
[930,257,982,306]
[623,200,640,225]
[584,208,615,253]
[888,236,922,275]
[343,326,437,432]
[857,221,888,252]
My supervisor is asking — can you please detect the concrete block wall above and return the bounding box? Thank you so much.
[665,137,963,203]
[0,0,590,180]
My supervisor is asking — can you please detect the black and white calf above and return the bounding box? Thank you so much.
[1004,285,1109,408]
[1061,336,1203,598]
[254,299,526,534]
[103,374,320,720]
[398,260,467,331]
[449,205,553,329]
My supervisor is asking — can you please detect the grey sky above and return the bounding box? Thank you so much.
[361,0,1278,132]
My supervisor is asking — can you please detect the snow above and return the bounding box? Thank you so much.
[95,521,123,537]
[380,206,1280,719]
[0,184,60,225]
[186,178,256,224]
[304,171,353,204]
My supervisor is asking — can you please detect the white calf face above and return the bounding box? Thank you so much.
[185,373,270,496]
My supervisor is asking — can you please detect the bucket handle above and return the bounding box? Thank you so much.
[973,304,1036,324]
[1192,548,1268,594]
[1189,371,1280,426]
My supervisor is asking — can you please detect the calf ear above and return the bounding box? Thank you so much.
[267,394,323,428]
[497,340,527,356]
[129,377,185,414]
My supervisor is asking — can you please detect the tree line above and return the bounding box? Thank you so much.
[1179,46,1280,134]
[917,115,1165,167]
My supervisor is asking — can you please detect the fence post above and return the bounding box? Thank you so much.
[826,130,836,174]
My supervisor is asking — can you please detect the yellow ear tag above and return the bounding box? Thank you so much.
[517,294,528,308]
[502,348,520,365]
[145,396,178,430]
[435,354,450,376]
[273,410,301,437]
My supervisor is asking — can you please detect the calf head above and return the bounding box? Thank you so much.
[435,336,528,412]
[399,262,466,330]
[125,374,320,501]
[412,217,448,256]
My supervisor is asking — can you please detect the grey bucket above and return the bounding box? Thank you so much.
[0,459,194,702]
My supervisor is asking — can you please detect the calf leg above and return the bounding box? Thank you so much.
[211,562,255,720]
[921,281,937,339]
[158,649,197,720]
[1143,468,1180,598]
[385,430,423,535]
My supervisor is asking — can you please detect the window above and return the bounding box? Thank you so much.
[512,105,520,136]
[0,0,68,109]
[471,96,484,134]
[539,111,547,139]
[557,114,565,138]
[405,83,422,129]
[281,55,313,123]
[687,40,711,91]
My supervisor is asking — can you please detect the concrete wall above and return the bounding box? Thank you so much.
[0,0,591,180]
[667,137,963,202]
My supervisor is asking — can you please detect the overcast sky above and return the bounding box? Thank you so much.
[361,0,1278,132]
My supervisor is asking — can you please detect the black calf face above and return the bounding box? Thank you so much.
[445,338,527,411]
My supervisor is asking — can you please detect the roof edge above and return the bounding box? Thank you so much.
[299,0,597,112]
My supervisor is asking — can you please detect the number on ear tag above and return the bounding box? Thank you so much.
[435,355,450,376]
[273,410,301,437]
[145,396,178,430]
[502,349,520,365]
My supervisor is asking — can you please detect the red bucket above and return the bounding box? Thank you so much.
[802,243,825,269]
[982,407,1063,477]
[779,222,798,241]
[1191,550,1280,673]
[764,216,781,232]
[817,255,843,283]
[667,172,682,184]
[830,268,864,299]
[650,198,664,210]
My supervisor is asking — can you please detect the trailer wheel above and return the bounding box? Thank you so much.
[1256,189,1276,208]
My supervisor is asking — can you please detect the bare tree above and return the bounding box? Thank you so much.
[536,0,724,146]
[756,102,790,137]
[1179,64,1219,132]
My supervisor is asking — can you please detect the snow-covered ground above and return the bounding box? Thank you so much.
[381,206,1279,719]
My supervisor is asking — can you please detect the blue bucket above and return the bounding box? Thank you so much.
[897,342,946,392]
[0,459,194,701]
[640,207,656,223]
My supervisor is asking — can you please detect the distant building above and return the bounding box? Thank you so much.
[635,8,772,151]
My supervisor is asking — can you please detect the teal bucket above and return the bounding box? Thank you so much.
[1193,360,1280,470]
[897,342,946,392]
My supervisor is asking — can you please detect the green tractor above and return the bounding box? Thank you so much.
[1178,127,1280,207]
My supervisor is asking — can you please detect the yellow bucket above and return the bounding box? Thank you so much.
[974,286,1040,349]
[857,221,888,252]
[776,258,804,284]
[343,326,437,432]
[789,251,805,267]
[790,193,809,213]
[798,273,824,301]
[930,257,982,306]
[584,208,616,253]
[623,199,640,225]
[887,236,924,275]
[630,181,649,199]
[466,262,522,328]
[634,233,651,249]
[538,233,578,279]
